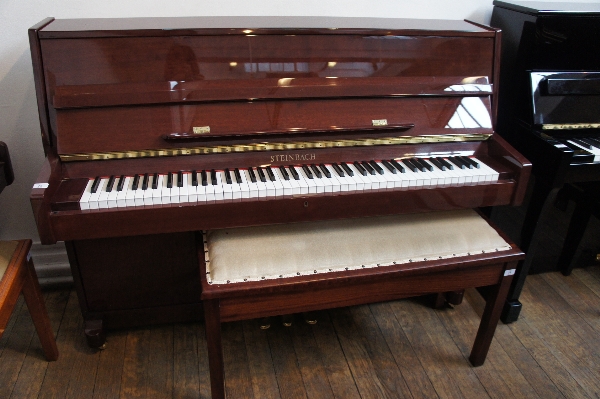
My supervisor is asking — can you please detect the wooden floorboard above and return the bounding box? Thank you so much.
[1,267,599,399]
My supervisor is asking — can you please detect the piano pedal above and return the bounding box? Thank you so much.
[259,317,271,330]
[282,314,293,327]
[302,312,317,325]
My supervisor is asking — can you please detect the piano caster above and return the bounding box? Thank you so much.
[282,314,293,327]
[302,312,317,325]
[259,317,271,330]
[84,319,107,349]
[500,300,522,324]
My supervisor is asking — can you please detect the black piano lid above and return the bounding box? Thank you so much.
[531,71,600,126]
[493,1,600,16]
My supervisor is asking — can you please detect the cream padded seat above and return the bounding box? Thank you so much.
[204,209,512,285]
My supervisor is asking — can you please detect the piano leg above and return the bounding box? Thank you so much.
[84,319,106,349]
[501,181,561,323]
[204,299,225,399]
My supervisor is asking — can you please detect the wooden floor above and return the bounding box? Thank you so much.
[1,266,599,399]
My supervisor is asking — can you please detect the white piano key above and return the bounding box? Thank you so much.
[116,176,131,207]
[274,167,293,196]
[161,174,172,204]
[79,179,94,210]
[107,178,120,208]
[89,178,108,209]
[213,171,225,201]
[179,172,190,203]
[152,175,164,205]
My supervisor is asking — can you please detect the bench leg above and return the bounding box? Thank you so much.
[22,256,59,361]
[204,299,225,399]
[469,262,516,366]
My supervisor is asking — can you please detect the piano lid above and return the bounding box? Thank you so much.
[31,17,498,161]
[530,71,600,130]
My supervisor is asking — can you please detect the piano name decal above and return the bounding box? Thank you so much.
[58,134,492,162]
[271,153,316,163]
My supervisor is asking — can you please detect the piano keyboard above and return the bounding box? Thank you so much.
[561,137,600,163]
[79,156,499,210]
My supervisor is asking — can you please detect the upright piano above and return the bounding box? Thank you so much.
[28,16,530,346]
[491,1,600,322]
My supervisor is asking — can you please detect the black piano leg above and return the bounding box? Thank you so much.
[501,183,560,323]
[557,191,592,276]
[84,319,106,349]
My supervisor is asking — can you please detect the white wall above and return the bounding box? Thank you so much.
[0,0,589,241]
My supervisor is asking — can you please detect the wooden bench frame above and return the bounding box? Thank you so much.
[0,239,58,361]
[200,225,524,399]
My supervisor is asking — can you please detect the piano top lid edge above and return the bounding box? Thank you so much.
[35,16,496,39]
[493,0,600,16]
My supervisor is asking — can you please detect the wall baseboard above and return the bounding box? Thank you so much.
[30,241,73,288]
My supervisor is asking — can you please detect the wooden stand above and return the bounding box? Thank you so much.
[0,240,58,361]
[199,213,524,399]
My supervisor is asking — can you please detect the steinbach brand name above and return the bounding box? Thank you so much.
[270,153,316,162]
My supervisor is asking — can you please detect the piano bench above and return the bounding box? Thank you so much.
[200,210,524,399]
[0,240,58,361]
[556,183,600,276]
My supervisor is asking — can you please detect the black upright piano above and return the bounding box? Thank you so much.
[491,1,600,322]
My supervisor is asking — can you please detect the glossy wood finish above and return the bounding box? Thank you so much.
[0,240,58,361]
[27,17,530,342]
[201,226,523,398]
[64,232,201,347]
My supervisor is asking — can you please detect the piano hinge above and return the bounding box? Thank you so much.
[542,123,600,130]
[58,133,492,162]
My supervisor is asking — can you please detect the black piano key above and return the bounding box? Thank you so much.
[257,167,267,182]
[279,165,290,180]
[201,170,208,186]
[310,164,322,178]
[438,157,454,170]
[369,160,384,175]
[302,165,314,179]
[105,175,116,192]
[362,161,376,175]
[142,173,149,190]
[332,163,344,177]
[586,137,600,148]
[341,163,354,176]
[248,167,257,183]
[414,158,433,171]
[390,160,405,173]
[428,158,445,171]
[132,174,141,190]
[210,169,218,185]
[571,138,592,149]
[177,171,184,187]
[448,157,466,169]
[456,156,473,169]
[289,166,300,180]
[353,161,367,176]
[91,176,101,193]
[116,175,126,191]
[191,171,198,187]
[224,168,232,184]
[461,156,479,168]
[151,173,159,189]
[266,167,276,181]
[401,159,418,173]
[319,164,331,178]
[410,158,427,172]
[234,168,242,184]
[166,172,173,188]
[381,160,397,174]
